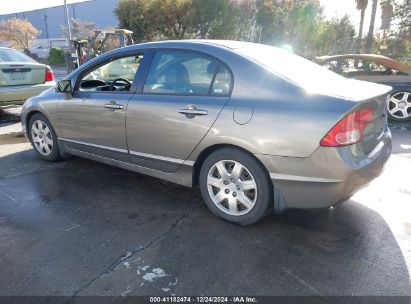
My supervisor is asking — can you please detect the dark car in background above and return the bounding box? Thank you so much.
[0,47,55,105]
[317,54,411,121]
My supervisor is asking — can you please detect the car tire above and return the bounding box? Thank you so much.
[199,147,272,226]
[28,113,61,162]
[387,91,411,122]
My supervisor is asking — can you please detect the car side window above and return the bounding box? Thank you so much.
[340,59,396,77]
[211,64,232,96]
[78,54,143,92]
[143,50,232,96]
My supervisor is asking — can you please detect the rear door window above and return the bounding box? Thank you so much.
[143,50,232,96]
[0,49,36,63]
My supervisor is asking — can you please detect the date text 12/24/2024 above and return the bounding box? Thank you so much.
[149,297,257,303]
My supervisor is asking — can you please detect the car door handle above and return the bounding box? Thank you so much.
[104,102,124,110]
[179,106,208,116]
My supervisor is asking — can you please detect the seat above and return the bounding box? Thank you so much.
[163,63,191,94]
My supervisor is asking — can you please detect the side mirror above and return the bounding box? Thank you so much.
[57,80,72,93]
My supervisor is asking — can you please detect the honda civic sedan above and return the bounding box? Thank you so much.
[21,40,392,225]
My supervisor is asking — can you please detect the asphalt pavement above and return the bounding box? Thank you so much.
[0,107,410,301]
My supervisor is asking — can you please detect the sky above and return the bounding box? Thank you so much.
[0,0,91,15]
[320,0,382,30]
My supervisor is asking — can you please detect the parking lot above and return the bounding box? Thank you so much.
[0,106,410,299]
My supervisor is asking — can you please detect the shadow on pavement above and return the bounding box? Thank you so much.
[0,149,409,297]
[0,106,21,124]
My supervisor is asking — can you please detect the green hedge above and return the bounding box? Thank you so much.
[48,48,65,65]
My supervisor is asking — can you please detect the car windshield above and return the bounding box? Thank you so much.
[237,44,347,93]
[0,49,36,63]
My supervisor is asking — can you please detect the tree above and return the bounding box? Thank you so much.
[373,31,409,59]
[232,0,257,41]
[313,16,356,56]
[393,0,411,57]
[380,0,394,32]
[146,0,192,39]
[0,18,41,51]
[365,0,378,53]
[60,19,97,40]
[114,0,407,59]
[115,0,154,42]
[116,0,251,41]
[48,48,65,64]
[354,0,368,54]
[115,0,192,41]
[255,0,323,56]
[394,0,411,39]
[185,0,239,39]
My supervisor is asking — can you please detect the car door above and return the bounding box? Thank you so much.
[126,49,233,172]
[58,53,144,162]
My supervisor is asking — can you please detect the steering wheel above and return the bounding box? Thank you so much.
[110,78,132,91]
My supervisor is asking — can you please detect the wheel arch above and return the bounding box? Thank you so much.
[25,110,45,135]
[192,144,272,187]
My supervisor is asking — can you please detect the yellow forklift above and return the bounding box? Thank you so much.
[66,29,134,73]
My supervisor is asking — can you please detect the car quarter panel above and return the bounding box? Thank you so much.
[187,65,357,161]
[255,127,392,208]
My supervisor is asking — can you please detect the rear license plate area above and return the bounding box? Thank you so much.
[10,72,25,81]
[2,68,31,81]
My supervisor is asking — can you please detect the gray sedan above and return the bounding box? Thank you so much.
[21,40,392,225]
[0,47,55,105]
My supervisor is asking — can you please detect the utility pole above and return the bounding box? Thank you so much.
[63,0,76,73]
[64,0,72,51]
[43,14,50,49]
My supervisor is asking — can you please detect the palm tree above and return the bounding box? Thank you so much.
[355,0,368,54]
[380,0,393,38]
[365,0,378,53]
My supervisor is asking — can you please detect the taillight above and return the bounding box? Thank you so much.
[45,68,54,82]
[320,109,374,147]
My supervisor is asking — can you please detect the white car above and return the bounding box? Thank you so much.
[0,47,55,105]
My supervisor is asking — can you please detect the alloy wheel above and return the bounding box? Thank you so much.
[207,160,257,216]
[388,92,411,120]
[31,120,53,156]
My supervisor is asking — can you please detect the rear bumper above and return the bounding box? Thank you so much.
[256,128,392,210]
[0,82,55,104]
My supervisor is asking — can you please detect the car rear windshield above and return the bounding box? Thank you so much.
[237,44,346,92]
[0,49,36,63]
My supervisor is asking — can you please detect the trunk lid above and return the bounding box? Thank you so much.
[358,92,390,155]
[312,78,392,102]
[0,62,47,86]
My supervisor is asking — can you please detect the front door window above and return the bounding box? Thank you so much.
[78,55,143,92]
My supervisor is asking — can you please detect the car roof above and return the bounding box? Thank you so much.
[88,40,265,70]
[132,39,258,50]
[317,54,411,74]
